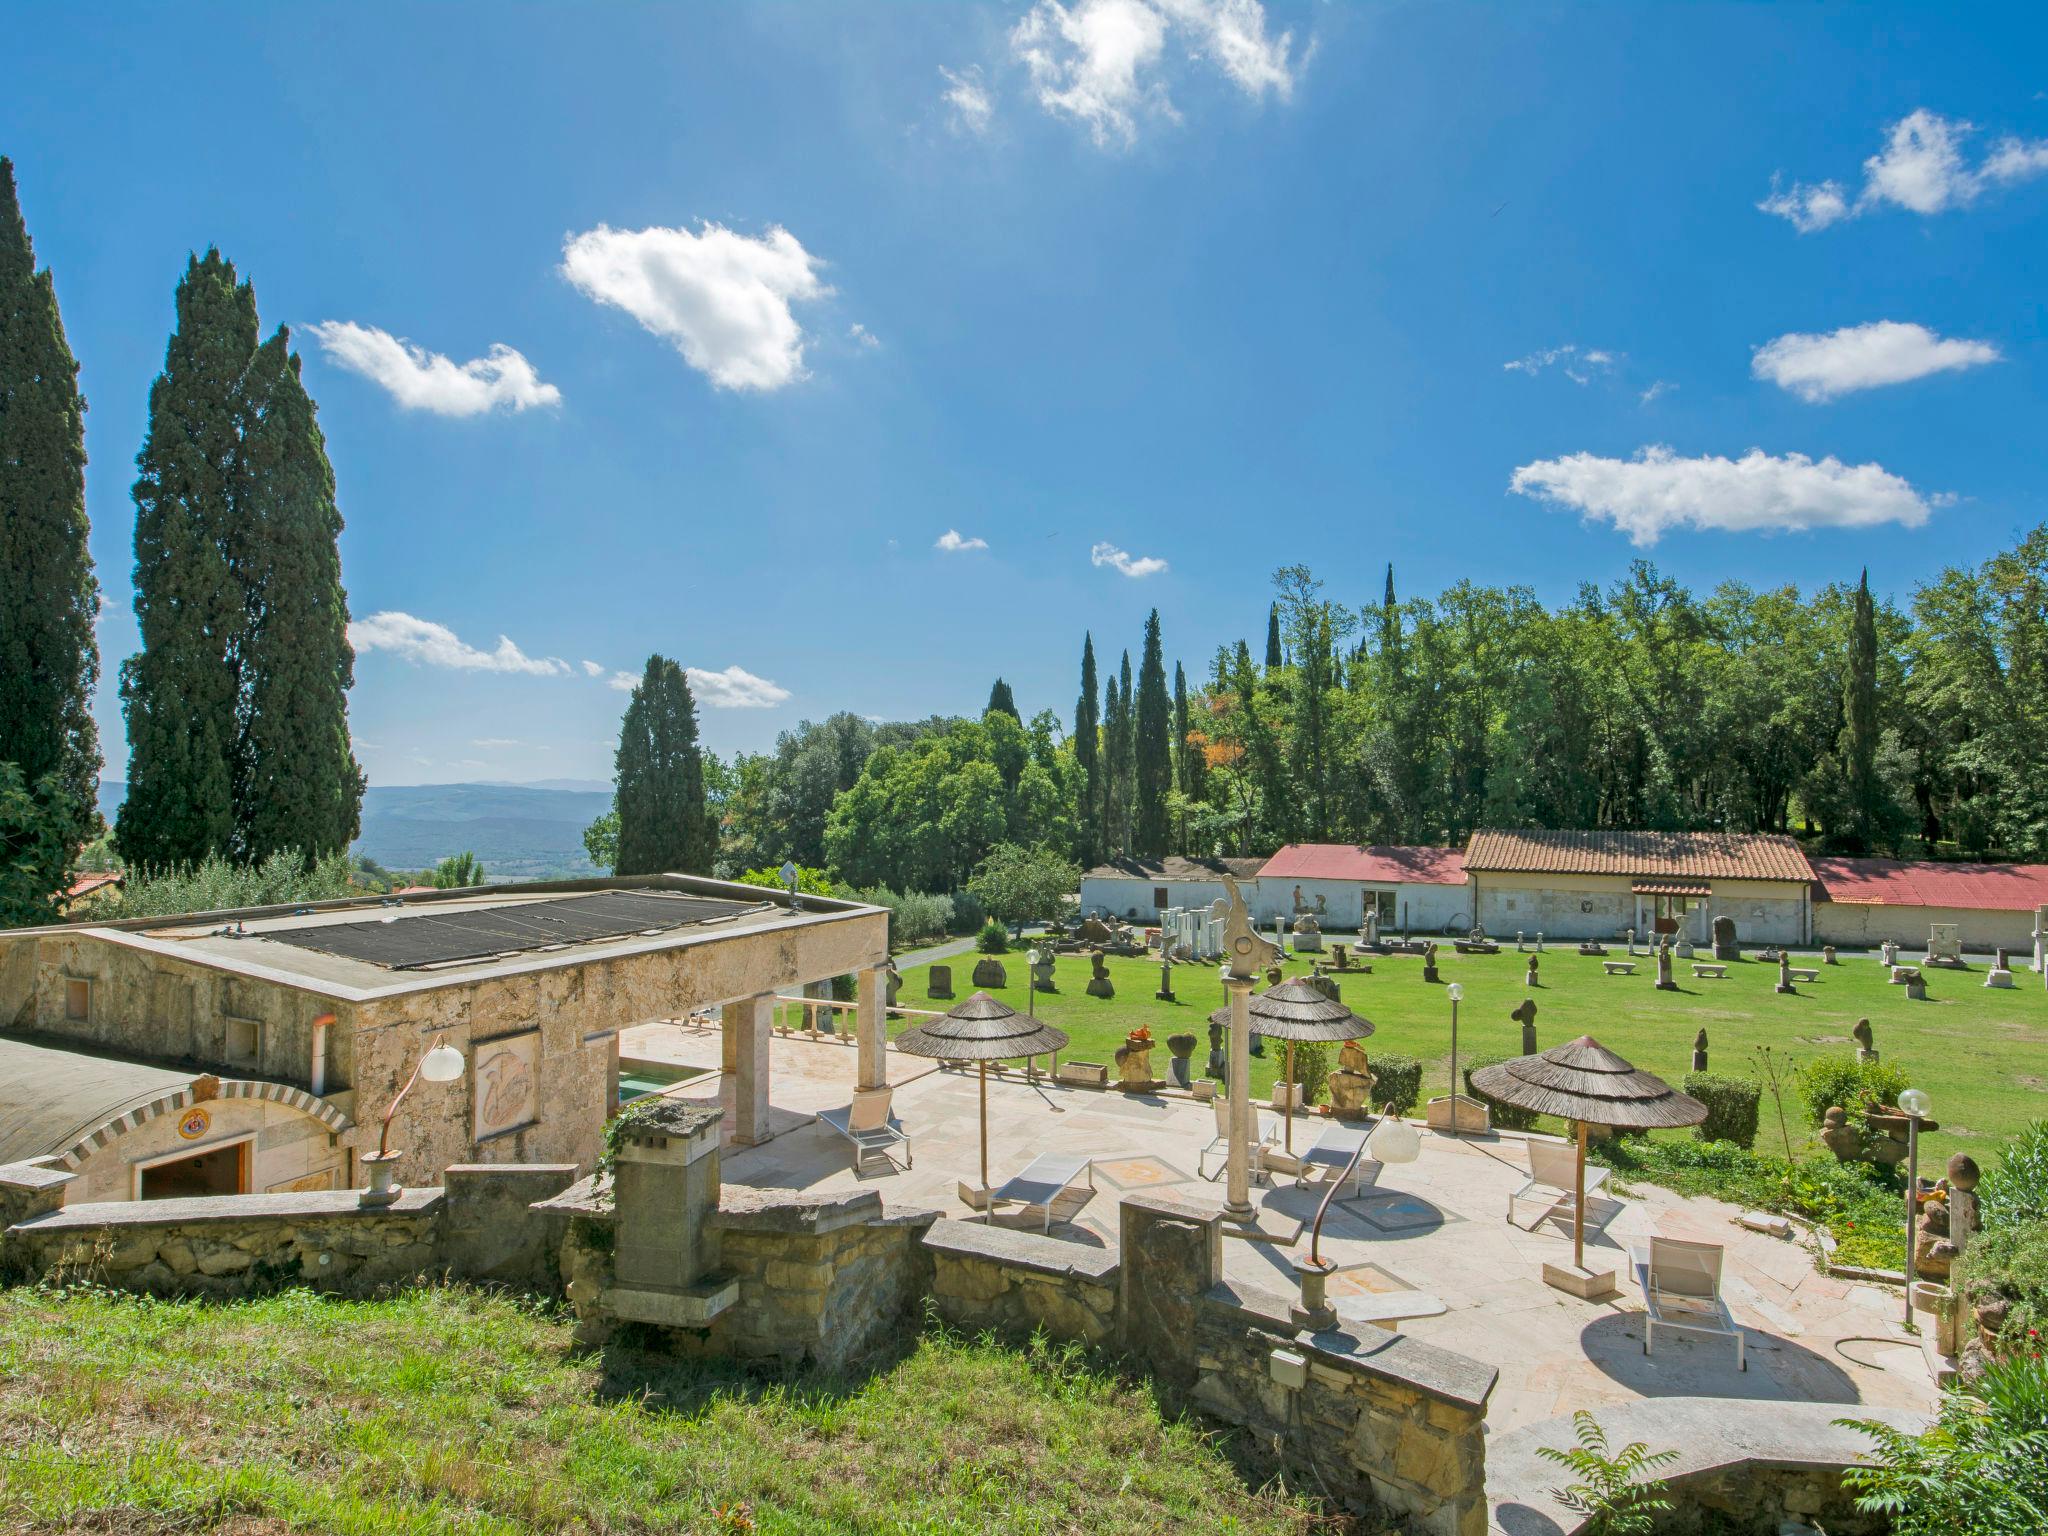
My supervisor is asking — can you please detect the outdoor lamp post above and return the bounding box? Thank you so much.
[1899,1086,1931,1328]
[360,1034,466,1205]
[1445,981,1465,1137]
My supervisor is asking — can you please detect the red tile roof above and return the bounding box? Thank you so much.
[1463,829,1815,883]
[1809,857,2048,913]
[64,870,123,901]
[1257,844,1468,886]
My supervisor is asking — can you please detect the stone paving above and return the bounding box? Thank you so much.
[621,1023,1938,1441]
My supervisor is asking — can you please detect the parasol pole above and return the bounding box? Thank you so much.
[1574,1119,1588,1272]
[1283,1040,1296,1154]
[979,1059,991,1219]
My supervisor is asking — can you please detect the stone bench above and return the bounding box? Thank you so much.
[1788,967,1819,983]
[1691,963,1728,979]
[1602,960,1636,976]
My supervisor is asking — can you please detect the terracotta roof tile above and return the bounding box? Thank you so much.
[1463,829,1814,883]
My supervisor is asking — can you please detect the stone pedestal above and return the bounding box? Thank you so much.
[1542,1260,1618,1301]
[1426,1094,1491,1134]
[599,1102,735,1330]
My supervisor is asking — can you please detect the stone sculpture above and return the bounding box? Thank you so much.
[885,962,903,1008]
[1524,955,1540,989]
[1512,997,1538,1055]
[1166,1032,1197,1090]
[1819,1106,1861,1162]
[1691,1028,1708,1072]
[1880,938,1900,967]
[1086,952,1115,999]
[1925,923,1965,968]
[971,957,1007,989]
[1293,911,1323,952]
[1775,951,1796,995]
[1327,1038,1376,1120]
[1655,944,1677,992]
[1674,935,1695,960]
[1986,949,2015,990]
[1711,914,1738,961]
[1114,1031,1154,1090]
[1625,927,1638,956]
[1206,1019,1226,1079]
[1822,945,1837,965]
[1422,942,1440,984]
[1853,1018,1877,1062]
[1030,948,1057,993]
[927,963,955,1000]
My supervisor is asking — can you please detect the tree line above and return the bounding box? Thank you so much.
[0,160,364,925]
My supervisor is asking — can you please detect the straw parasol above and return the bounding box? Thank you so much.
[1210,977,1373,1154]
[892,992,1070,1200]
[1470,1036,1704,1272]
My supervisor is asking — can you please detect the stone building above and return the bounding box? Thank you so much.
[1810,856,2048,955]
[1463,829,1816,945]
[1252,844,1468,932]
[0,875,889,1202]
[1078,856,1264,921]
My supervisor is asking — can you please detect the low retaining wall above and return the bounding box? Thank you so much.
[923,1218,1119,1346]
[0,1158,579,1297]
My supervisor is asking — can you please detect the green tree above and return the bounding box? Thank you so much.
[118,251,257,868]
[431,850,484,888]
[1133,609,1171,856]
[1264,602,1283,670]
[612,655,718,876]
[984,677,1019,721]
[0,765,79,927]
[582,807,619,872]
[967,841,1079,928]
[0,158,99,913]
[232,331,363,861]
[1074,634,1101,867]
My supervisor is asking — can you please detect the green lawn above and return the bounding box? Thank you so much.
[0,1286,1342,1535]
[890,942,2048,1169]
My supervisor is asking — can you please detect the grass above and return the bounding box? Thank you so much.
[889,941,2048,1171]
[0,1285,1347,1536]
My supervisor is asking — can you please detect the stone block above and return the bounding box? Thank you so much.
[763,1258,837,1293]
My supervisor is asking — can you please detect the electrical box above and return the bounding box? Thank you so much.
[1268,1347,1308,1391]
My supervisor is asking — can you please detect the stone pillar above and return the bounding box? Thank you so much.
[1118,1190,1224,1401]
[720,995,773,1146]
[855,963,891,1093]
[1224,972,1255,1221]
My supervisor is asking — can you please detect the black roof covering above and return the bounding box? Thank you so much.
[263,890,765,971]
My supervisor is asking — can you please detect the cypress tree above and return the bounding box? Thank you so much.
[613,655,718,875]
[1134,609,1170,856]
[1101,671,1124,857]
[1264,603,1283,671]
[0,157,98,912]
[1111,650,1137,854]
[233,330,364,861]
[1841,568,1882,852]
[1073,634,1100,867]
[119,251,257,868]
[1176,659,1206,808]
[985,677,1019,721]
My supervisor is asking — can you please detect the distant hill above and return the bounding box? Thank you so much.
[97,780,613,882]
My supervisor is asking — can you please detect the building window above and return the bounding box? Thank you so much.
[1153,887,1169,909]
[64,978,90,1021]
[224,1016,264,1071]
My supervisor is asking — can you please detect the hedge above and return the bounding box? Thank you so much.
[1366,1053,1422,1115]
[1465,1055,1541,1131]
[1684,1072,1762,1149]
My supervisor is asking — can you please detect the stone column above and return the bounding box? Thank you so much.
[855,963,891,1094]
[720,995,773,1146]
[1223,972,1256,1221]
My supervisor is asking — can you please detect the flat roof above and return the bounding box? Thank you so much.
[13,875,884,1004]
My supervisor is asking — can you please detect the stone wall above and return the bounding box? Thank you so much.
[1813,899,2039,955]
[1119,1191,1494,1536]
[1476,873,1809,946]
[924,1219,1118,1346]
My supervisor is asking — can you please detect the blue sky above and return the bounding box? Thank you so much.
[5,3,2044,788]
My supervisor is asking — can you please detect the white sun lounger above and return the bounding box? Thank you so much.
[1297,1120,1382,1197]
[986,1152,1095,1232]
[1199,1097,1282,1184]
[816,1094,911,1174]
[1634,1236,1744,1370]
[1508,1136,1611,1230]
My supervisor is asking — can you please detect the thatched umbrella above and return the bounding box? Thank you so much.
[1210,978,1373,1155]
[893,992,1070,1203]
[1471,1036,1705,1272]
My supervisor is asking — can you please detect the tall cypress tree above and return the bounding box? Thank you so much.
[1111,650,1137,855]
[0,159,98,905]
[119,251,257,868]
[1264,603,1283,671]
[1101,671,1124,857]
[1840,568,1882,853]
[614,655,717,875]
[985,677,1019,720]
[1073,634,1100,867]
[1176,659,1206,810]
[1134,609,1170,856]
[234,331,364,861]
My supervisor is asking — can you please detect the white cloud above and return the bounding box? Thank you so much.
[849,322,880,350]
[1639,380,1676,405]
[1752,321,2001,403]
[347,612,571,675]
[1091,540,1169,577]
[1010,0,1297,147]
[471,738,520,748]
[1761,109,2048,231]
[941,64,994,135]
[1508,445,1937,547]
[605,664,791,708]
[581,660,605,677]
[687,665,790,709]
[1503,344,1617,385]
[304,322,559,416]
[560,222,830,391]
[935,529,988,552]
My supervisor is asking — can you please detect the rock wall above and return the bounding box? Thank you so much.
[924,1219,1118,1346]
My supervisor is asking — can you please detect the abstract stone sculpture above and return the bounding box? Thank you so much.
[928,963,954,1000]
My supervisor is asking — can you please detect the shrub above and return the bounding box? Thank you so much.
[1290,1042,1331,1106]
[1465,1055,1540,1131]
[1842,1354,2048,1534]
[1368,1054,1422,1114]
[1957,1217,2048,1350]
[976,918,1009,954]
[1981,1120,2048,1233]
[856,887,952,948]
[1684,1073,1761,1149]
[949,890,986,935]
[107,848,358,919]
[1796,1053,1910,1129]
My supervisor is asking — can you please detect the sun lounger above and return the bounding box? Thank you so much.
[1200,1096,1281,1184]
[816,1091,911,1174]
[1297,1120,1381,1197]
[985,1152,1095,1232]
[1634,1236,1744,1369]
[1508,1136,1612,1230]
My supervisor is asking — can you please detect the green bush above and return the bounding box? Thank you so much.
[1957,1217,2048,1350]
[1981,1121,2048,1233]
[1842,1354,2048,1534]
[1290,1042,1331,1106]
[1368,1054,1422,1114]
[949,890,986,935]
[1796,1053,1910,1129]
[108,848,358,919]
[1684,1073,1761,1148]
[1465,1055,1540,1131]
[856,887,952,947]
[976,918,1009,954]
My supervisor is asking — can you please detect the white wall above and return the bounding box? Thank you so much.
[1813,902,2041,956]
[1252,878,1471,934]
[1474,873,1810,945]
[1079,876,1257,921]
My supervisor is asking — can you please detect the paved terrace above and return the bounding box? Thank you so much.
[623,1022,1936,1441]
